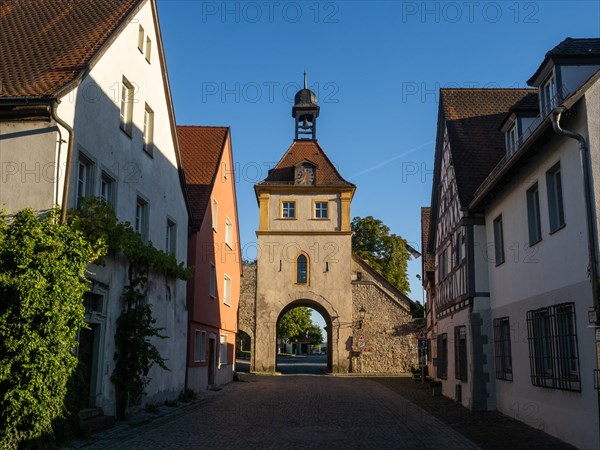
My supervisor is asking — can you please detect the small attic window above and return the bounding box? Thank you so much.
[145,36,152,63]
[540,75,557,117]
[138,25,144,53]
[506,124,518,157]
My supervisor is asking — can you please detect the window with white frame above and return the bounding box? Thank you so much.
[77,153,94,209]
[541,75,557,117]
[526,303,580,391]
[209,264,216,298]
[454,326,467,381]
[200,331,206,361]
[494,317,513,381]
[220,334,228,365]
[493,215,505,266]
[281,201,296,219]
[212,198,218,231]
[454,232,462,266]
[143,104,154,156]
[527,183,542,245]
[166,219,176,255]
[100,171,115,206]
[223,275,231,306]
[225,217,233,248]
[314,201,328,219]
[145,36,152,63]
[546,163,565,233]
[137,25,144,52]
[135,196,148,242]
[506,124,518,156]
[439,247,448,279]
[120,77,134,136]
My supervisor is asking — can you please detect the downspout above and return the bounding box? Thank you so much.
[49,100,74,224]
[551,108,599,309]
[551,108,600,442]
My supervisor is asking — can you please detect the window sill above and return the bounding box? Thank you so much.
[209,295,216,299]
[549,223,566,235]
[120,126,132,139]
[143,146,154,158]
[224,302,231,307]
[495,260,505,267]
[278,218,297,220]
[225,242,233,250]
[311,218,330,221]
[528,238,542,247]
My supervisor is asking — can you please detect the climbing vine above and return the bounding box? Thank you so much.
[70,198,191,417]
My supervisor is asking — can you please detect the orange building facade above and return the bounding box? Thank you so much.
[178,126,242,389]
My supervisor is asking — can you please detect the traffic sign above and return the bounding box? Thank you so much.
[358,335,366,348]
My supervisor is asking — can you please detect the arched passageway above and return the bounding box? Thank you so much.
[275,300,333,374]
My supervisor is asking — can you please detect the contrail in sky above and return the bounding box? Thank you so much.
[348,140,435,179]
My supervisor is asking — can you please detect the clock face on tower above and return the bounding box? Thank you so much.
[295,167,315,185]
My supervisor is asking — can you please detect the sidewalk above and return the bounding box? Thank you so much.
[369,377,576,450]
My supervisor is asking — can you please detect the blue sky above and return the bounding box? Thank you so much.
[157,1,600,328]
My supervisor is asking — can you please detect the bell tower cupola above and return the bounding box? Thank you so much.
[292,71,320,141]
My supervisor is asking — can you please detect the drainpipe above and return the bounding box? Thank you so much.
[49,101,74,224]
[551,108,599,309]
[551,107,600,442]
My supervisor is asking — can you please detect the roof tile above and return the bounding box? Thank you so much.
[440,88,536,205]
[0,0,142,98]
[257,140,354,187]
[177,126,229,225]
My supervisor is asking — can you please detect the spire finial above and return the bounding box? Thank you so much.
[303,69,307,89]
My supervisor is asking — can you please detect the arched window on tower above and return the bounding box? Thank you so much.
[296,253,308,284]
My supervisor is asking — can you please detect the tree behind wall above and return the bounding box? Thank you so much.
[351,216,411,295]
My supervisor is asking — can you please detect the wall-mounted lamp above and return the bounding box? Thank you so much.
[358,306,367,329]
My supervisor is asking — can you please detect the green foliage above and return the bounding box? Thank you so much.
[351,215,411,295]
[111,274,168,418]
[277,308,323,345]
[70,198,190,418]
[69,197,191,280]
[0,209,105,449]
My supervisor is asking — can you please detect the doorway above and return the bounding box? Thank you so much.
[208,337,216,385]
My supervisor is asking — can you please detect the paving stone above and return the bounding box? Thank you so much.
[76,375,479,450]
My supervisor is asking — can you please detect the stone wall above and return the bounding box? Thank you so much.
[239,258,421,374]
[350,257,421,373]
[239,263,256,336]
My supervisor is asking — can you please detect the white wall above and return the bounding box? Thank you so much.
[55,0,188,414]
[485,92,600,449]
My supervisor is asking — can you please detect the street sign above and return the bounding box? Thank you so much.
[358,335,366,348]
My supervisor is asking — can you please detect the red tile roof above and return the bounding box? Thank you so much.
[0,0,142,98]
[177,126,229,226]
[439,88,536,206]
[257,140,354,187]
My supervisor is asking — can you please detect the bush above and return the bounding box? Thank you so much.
[0,209,105,449]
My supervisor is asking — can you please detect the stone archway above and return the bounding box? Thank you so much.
[275,299,334,373]
[252,287,354,374]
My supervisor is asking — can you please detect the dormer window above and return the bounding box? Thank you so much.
[540,75,557,117]
[506,124,518,156]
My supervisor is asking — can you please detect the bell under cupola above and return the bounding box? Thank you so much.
[292,71,320,141]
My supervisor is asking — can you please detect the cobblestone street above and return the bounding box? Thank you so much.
[74,374,574,450]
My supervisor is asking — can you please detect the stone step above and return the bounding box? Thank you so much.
[78,407,103,421]
[80,415,116,435]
